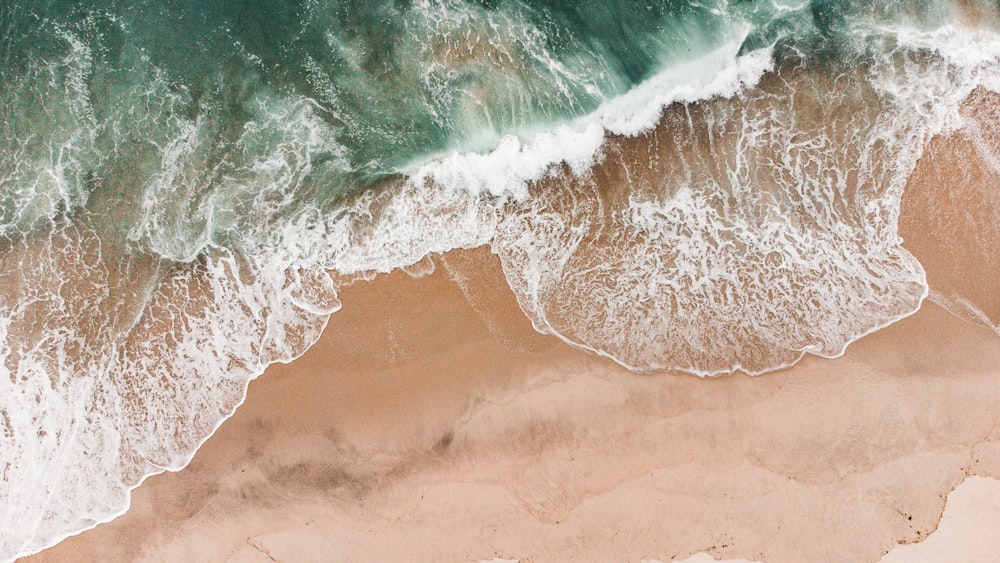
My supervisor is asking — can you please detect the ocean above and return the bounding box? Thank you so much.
[1,0,998,559]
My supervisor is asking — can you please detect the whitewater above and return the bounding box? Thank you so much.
[1,0,999,560]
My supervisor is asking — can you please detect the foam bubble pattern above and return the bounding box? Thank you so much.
[1,4,999,561]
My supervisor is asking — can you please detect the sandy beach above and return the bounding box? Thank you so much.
[19,58,1000,563]
[23,235,1000,562]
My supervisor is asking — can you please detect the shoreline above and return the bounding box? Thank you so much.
[24,243,1000,562]
[15,58,1000,560]
[21,85,1000,563]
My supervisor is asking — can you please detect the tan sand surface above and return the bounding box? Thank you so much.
[881,476,1000,562]
[672,476,1000,563]
[901,87,1000,329]
[23,242,1000,563]
[667,554,759,563]
[23,85,1000,563]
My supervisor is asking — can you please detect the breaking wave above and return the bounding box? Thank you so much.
[1,0,998,559]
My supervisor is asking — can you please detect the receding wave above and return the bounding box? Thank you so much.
[1,0,999,560]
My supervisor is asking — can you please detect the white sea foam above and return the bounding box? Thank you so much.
[867,22,1000,140]
[1,78,352,562]
[404,32,772,201]
[483,17,999,375]
[2,10,999,563]
[596,32,773,136]
[882,22,1000,76]
[0,30,99,237]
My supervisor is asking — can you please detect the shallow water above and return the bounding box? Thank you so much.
[1,0,999,559]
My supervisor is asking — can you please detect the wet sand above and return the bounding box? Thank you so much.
[23,240,1000,562]
[23,87,1000,563]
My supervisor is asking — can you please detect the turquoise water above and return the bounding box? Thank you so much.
[1,0,765,239]
[1,0,999,559]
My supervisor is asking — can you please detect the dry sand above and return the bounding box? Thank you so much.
[23,243,1000,563]
[24,90,1000,563]
[881,476,1000,562]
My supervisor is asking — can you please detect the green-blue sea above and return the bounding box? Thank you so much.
[1,1,998,558]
